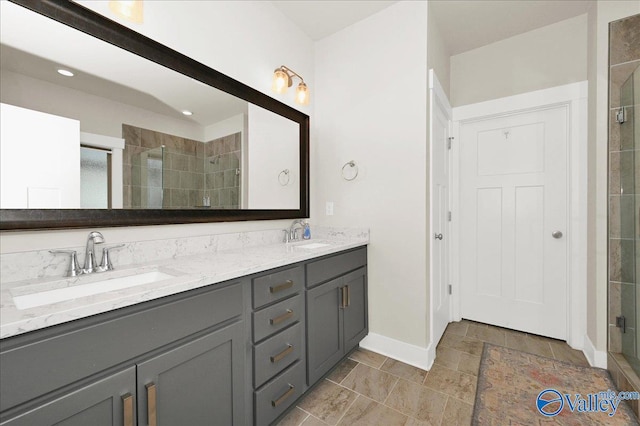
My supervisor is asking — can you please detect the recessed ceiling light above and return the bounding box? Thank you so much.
[57,69,74,77]
[182,110,193,116]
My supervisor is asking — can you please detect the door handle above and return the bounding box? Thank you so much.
[146,382,157,426]
[434,233,443,240]
[552,231,563,239]
[122,393,134,426]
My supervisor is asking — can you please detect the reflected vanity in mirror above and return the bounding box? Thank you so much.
[0,0,309,230]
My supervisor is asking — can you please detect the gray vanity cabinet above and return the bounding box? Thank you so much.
[2,367,136,426]
[0,280,247,426]
[137,321,245,426]
[306,248,368,385]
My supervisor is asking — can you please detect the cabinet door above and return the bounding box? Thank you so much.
[2,367,135,426]
[137,321,245,426]
[306,277,344,385]
[343,267,368,353]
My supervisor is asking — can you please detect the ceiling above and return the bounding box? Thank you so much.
[271,0,591,54]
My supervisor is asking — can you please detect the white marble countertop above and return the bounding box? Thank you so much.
[0,235,368,339]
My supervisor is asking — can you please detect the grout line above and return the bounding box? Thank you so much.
[381,376,400,406]
[332,394,360,426]
[296,413,310,426]
[549,342,556,360]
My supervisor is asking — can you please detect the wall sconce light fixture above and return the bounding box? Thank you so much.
[272,65,309,106]
[108,1,144,23]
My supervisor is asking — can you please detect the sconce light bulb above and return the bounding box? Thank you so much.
[272,69,289,94]
[182,110,193,116]
[295,82,309,106]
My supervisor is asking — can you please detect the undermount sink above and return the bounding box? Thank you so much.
[12,270,177,310]
[294,242,331,250]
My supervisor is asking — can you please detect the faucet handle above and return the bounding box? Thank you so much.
[50,250,82,277]
[99,244,125,272]
[283,230,291,244]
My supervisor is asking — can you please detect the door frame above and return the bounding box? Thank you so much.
[451,82,588,354]
[428,69,453,358]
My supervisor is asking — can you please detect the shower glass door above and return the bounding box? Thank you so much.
[620,65,640,375]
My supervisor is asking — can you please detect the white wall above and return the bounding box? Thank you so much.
[450,14,588,107]
[247,104,300,209]
[586,0,640,357]
[314,1,429,349]
[427,2,451,100]
[0,1,314,254]
[0,104,80,208]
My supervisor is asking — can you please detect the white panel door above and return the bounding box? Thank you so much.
[459,106,568,339]
[429,70,452,346]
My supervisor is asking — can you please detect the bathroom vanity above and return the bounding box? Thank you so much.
[0,239,368,426]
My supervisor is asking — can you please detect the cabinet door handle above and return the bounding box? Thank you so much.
[270,309,294,325]
[122,393,134,426]
[346,285,351,307]
[271,384,295,407]
[146,382,157,426]
[270,279,294,293]
[340,286,347,308]
[270,344,293,363]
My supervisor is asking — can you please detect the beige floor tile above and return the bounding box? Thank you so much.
[337,395,408,426]
[439,332,485,356]
[380,358,428,384]
[348,348,387,369]
[327,358,358,384]
[301,416,329,426]
[466,323,506,346]
[276,407,309,426]
[445,320,469,336]
[549,341,590,367]
[457,352,481,377]
[441,397,473,426]
[504,331,554,358]
[403,418,431,426]
[298,380,358,425]
[341,363,398,402]
[385,379,448,424]
[434,345,461,370]
[423,364,477,404]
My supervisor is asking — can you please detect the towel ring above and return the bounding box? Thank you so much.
[341,161,358,181]
[278,169,290,186]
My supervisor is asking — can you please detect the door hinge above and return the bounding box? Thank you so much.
[447,137,454,150]
[616,316,627,333]
[448,284,452,295]
[616,108,625,124]
[448,211,452,222]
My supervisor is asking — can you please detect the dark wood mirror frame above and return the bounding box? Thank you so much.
[0,0,310,231]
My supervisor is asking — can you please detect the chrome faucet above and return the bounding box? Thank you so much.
[287,219,306,242]
[83,231,105,274]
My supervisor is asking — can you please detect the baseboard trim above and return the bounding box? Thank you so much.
[583,334,607,368]
[359,333,435,370]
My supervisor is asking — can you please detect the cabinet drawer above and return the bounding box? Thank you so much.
[253,294,303,343]
[306,247,367,288]
[252,266,304,309]
[254,322,303,388]
[254,360,304,426]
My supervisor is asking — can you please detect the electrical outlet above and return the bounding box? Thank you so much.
[326,201,334,216]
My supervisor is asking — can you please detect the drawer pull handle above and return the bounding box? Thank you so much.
[341,286,347,308]
[272,384,295,407]
[270,344,293,363]
[270,280,294,293]
[346,285,351,307]
[146,382,157,426]
[122,393,134,426]
[270,309,294,325]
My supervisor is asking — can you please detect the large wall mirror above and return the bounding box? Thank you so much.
[0,0,310,230]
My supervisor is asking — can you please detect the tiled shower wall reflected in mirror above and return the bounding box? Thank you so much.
[608,13,640,418]
[122,124,240,209]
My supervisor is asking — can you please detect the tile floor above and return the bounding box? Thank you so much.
[276,320,589,426]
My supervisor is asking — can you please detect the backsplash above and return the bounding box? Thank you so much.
[0,227,369,286]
